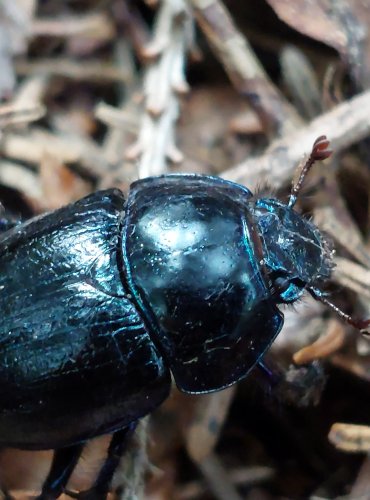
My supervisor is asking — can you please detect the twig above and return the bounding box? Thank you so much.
[0,161,41,199]
[31,12,115,42]
[292,319,345,365]
[118,419,149,500]
[127,0,191,177]
[11,74,49,111]
[332,257,370,300]
[185,388,235,463]
[0,0,35,98]
[197,454,244,500]
[280,45,322,120]
[222,88,370,189]
[0,103,45,128]
[15,58,130,83]
[329,423,370,452]
[96,103,138,135]
[189,0,302,137]
[184,388,244,500]
[98,39,141,177]
[1,128,108,178]
[314,185,370,269]
[350,456,370,498]
[177,466,274,499]
[112,1,151,62]
[0,75,49,134]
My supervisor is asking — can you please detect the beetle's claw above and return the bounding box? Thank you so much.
[65,488,107,500]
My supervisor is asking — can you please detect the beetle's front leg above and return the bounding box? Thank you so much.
[68,422,137,500]
[36,443,84,500]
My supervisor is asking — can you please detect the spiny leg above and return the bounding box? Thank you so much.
[36,443,84,500]
[68,422,137,500]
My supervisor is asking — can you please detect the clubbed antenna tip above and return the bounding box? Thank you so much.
[312,135,332,161]
[288,135,332,208]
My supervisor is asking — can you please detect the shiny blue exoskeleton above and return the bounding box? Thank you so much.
[0,170,334,498]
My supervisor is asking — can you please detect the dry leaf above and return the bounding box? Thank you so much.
[266,0,370,89]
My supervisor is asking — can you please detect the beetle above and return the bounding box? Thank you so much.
[0,136,368,499]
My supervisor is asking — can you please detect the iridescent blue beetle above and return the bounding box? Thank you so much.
[0,136,367,499]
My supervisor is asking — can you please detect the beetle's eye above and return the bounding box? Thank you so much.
[273,276,291,295]
[270,274,305,303]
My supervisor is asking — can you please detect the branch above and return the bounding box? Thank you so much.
[189,0,302,137]
[222,89,370,190]
[127,0,191,177]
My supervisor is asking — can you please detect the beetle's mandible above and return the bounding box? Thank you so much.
[0,136,368,499]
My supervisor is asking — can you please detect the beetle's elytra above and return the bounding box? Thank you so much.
[0,137,367,499]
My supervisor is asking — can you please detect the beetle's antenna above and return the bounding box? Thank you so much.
[288,136,332,208]
[309,286,370,335]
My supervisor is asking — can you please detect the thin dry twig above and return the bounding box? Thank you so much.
[292,319,346,365]
[0,102,45,128]
[280,45,322,120]
[0,160,41,199]
[1,127,108,177]
[118,419,149,500]
[350,456,370,498]
[127,0,191,177]
[15,58,131,83]
[96,103,138,135]
[98,38,141,179]
[314,203,370,270]
[332,257,370,300]
[197,454,244,500]
[0,0,35,98]
[328,423,370,453]
[11,74,48,110]
[223,88,370,190]
[31,12,115,42]
[185,388,235,463]
[176,466,274,500]
[189,0,302,136]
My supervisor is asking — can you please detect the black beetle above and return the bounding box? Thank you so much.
[0,136,368,499]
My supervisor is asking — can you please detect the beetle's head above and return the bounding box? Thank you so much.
[249,136,334,304]
[253,198,333,303]
[251,135,370,332]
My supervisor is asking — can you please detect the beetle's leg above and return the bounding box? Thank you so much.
[257,360,274,379]
[257,360,283,384]
[68,422,137,500]
[36,444,84,500]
